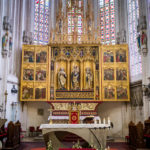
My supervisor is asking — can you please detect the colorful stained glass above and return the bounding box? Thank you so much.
[127,0,142,77]
[34,0,50,44]
[99,0,116,44]
[67,0,83,37]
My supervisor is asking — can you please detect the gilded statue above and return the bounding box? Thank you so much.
[58,68,67,90]
[85,67,93,90]
[71,66,80,90]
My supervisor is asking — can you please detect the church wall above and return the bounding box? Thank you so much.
[5,75,20,126]
[147,0,150,78]
[97,102,131,138]
[20,102,50,132]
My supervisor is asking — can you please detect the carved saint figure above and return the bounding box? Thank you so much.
[85,67,93,90]
[58,68,67,90]
[137,33,141,49]
[2,32,9,51]
[58,18,62,33]
[71,66,80,90]
[141,31,147,45]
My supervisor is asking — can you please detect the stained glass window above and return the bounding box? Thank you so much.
[67,0,83,36]
[127,0,142,77]
[34,0,49,44]
[99,0,116,44]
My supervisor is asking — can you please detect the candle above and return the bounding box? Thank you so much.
[99,118,101,124]
[103,118,106,124]
[108,117,110,125]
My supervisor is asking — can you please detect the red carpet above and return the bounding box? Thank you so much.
[31,148,117,150]
[31,148,46,150]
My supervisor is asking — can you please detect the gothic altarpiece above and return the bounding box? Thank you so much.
[20,44,130,116]
[20,0,130,116]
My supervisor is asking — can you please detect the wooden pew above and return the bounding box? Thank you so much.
[144,117,150,148]
[128,121,145,149]
[5,121,21,149]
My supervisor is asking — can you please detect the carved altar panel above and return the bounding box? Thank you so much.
[50,45,99,101]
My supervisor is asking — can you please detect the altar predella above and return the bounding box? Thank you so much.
[20,44,130,102]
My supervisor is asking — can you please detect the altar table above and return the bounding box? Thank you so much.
[40,124,110,150]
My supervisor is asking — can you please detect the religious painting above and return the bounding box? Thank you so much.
[36,68,46,81]
[116,49,126,62]
[37,108,44,116]
[104,68,114,80]
[23,69,34,81]
[71,61,80,90]
[103,50,114,63]
[22,86,33,99]
[36,51,47,63]
[116,68,127,81]
[104,86,115,99]
[117,86,128,99]
[24,51,34,63]
[57,67,67,90]
[35,88,46,99]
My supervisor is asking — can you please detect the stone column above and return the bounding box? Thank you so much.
[116,0,128,44]
[138,0,150,121]
[0,0,10,118]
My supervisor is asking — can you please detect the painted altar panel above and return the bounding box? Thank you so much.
[20,45,49,101]
[101,44,130,101]
[20,44,129,101]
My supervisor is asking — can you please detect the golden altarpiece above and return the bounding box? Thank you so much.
[20,0,130,116]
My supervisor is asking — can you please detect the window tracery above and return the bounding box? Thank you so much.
[127,0,142,77]
[34,0,49,44]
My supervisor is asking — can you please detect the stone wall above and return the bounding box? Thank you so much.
[20,102,50,132]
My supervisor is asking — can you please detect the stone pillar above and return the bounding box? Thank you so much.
[138,0,150,121]
[116,0,128,44]
[0,0,10,118]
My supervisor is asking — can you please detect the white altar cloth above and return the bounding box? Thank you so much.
[40,123,110,129]
[48,116,101,120]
